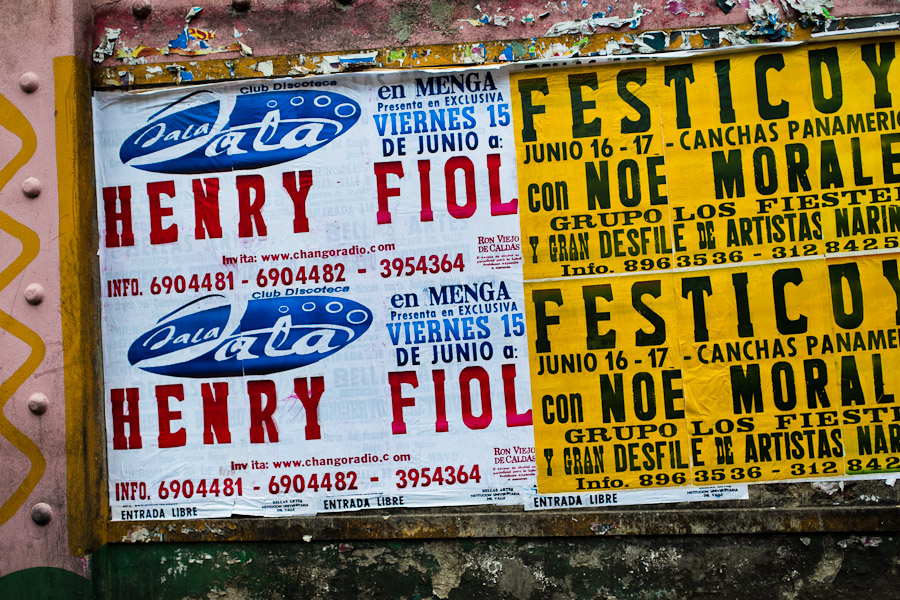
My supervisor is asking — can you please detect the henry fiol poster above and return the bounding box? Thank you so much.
[94,68,537,520]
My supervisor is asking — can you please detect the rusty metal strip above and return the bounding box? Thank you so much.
[108,506,900,543]
[92,11,900,90]
[92,22,819,89]
[56,55,108,554]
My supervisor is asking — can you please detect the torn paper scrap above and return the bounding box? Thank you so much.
[545,3,651,36]
[783,0,833,20]
[93,28,121,63]
[185,6,202,22]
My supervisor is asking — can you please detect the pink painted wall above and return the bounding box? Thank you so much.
[92,0,900,68]
[0,0,90,579]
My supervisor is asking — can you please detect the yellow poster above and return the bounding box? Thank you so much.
[813,41,900,255]
[660,46,821,267]
[513,36,900,493]
[526,272,690,492]
[512,62,674,279]
[678,259,843,484]
[828,252,900,475]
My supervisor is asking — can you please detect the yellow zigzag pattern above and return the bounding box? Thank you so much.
[0,94,46,526]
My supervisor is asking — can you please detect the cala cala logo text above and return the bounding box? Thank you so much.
[118,88,361,174]
[128,295,373,377]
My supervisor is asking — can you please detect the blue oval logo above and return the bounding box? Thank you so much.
[119,89,361,174]
[128,295,373,377]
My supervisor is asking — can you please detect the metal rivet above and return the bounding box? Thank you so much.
[19,72,39,93]
[24,283,44,305]
[31,503,52,525]
[21,177,42,198]
[132,0,152,19]
[233,0,251,11]
[28,393,49,415]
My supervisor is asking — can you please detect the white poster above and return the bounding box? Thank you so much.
[524,485,748,511]
[94,68,537,520]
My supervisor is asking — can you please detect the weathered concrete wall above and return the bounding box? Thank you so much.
[90,477,900,596]
[91,533,898,600]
